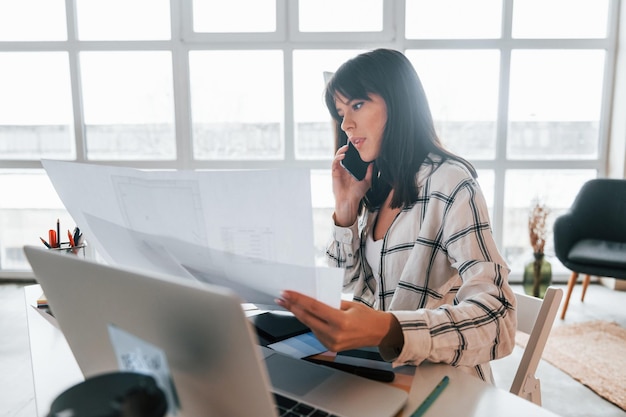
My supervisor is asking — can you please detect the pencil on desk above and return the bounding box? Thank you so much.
[410,375,449,417]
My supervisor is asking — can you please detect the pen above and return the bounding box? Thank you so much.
[303,357,395,383]
[56,219,60,248]
[410,375,449,417]
[73,227,82,247]
[68,230,76,247]
[39,237,51,249]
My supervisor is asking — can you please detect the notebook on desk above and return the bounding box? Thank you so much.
[24,246,408,417]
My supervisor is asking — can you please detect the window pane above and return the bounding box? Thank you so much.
[311,169,333,265]
[508,50,604,160]
[476,169,494,219]
[299,0,382,32]
[189,50,283,160]
[0,0,67,41]
[512,0,609,39]
[293,49,365,160]
[80,51,175,160]
[405,0,501,39]
[406,50,499,159]
[192,0,276,33]
[76,0,170,40]
[502,170,596,275]
[0,170,73,270]
[0,52,74,160]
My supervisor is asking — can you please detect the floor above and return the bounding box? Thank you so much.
[1,281,625,417]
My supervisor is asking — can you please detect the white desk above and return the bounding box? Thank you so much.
[24,285,83,416]
[24,284,560,417]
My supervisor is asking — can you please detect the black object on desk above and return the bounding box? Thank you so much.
[303,357,395,383]
[337,347,385,362]
[48,372,167,417]
[249,312,311,344]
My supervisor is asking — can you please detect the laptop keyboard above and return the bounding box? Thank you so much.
[273,392,340,417]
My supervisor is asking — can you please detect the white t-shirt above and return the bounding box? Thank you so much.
[364,231,384,308]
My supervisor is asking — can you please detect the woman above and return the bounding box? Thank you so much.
[277,48,516,382]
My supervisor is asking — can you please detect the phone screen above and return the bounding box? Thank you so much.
[340,142,370,181]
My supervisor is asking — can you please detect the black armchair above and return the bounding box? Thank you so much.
[553,178,626,320]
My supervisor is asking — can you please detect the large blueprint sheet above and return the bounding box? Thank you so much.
[42,160,342,308]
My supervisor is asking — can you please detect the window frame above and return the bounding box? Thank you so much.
[0,0,621,278]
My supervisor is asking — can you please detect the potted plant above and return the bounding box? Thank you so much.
[523,200,552,298]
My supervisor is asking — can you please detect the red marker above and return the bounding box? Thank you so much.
[68,230,76,247]
[49,229,57,248]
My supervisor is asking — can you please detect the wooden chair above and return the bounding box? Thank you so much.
[510,287,563,406]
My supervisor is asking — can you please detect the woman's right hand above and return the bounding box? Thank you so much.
[332,144,373,227]
[276,290,403,353]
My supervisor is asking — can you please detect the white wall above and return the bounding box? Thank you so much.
[608,1,626,178]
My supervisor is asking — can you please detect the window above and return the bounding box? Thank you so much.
[503,169,596,274]
[192,0,276,33]
[508,49,605,160]
[405,0,502,39]
[0,52,74,160]
[0,0,619,279]
[0,0,67,41]
[512,0,610,39]
[405,50,500,159]
[80,51,176,160]
[298,0,383,32]
[189,50,284,160]
[75,0,171,40]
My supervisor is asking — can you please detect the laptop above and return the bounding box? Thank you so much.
[24,246,408,417]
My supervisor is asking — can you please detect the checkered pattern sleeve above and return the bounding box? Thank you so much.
[325,215,364,295]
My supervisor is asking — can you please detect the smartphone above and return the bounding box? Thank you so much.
[341,141,370,181]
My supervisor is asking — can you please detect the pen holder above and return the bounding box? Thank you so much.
[49,242,86,257]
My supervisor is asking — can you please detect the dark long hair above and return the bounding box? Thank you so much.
[325,48,477,210]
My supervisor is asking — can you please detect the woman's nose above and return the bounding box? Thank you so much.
[341,114,354,132]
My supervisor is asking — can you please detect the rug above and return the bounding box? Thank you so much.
[516,320,626,411]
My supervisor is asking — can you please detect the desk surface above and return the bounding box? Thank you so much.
[24,284,560,417]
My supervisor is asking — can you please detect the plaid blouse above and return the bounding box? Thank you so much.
[326,156,517,382]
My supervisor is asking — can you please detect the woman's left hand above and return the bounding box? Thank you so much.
[276,290,402,353]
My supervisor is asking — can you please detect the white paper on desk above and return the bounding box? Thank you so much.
[83,215,344,308]
[41,160,315,267]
